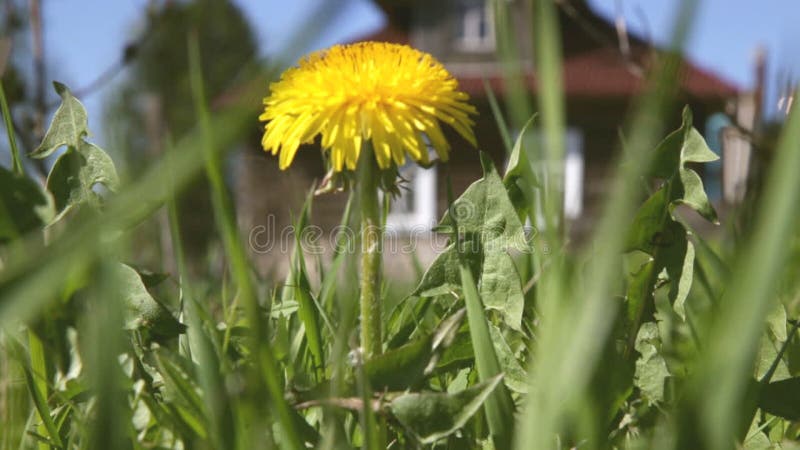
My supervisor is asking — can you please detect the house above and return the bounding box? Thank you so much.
[236,0,741,277]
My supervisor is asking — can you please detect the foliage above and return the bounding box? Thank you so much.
[2,3,800,450]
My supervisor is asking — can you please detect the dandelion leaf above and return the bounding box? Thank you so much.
[413,153,527,330]
[633,322,670,405]
[46,141,119,217]
[113,263,185,340]
[758,377,800,421]
[0,166,54,241]
[390,374,503,444]
[31,82,90,158]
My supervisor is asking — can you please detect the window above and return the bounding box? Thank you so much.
[563,130,584,220]
[510,127,585,227]
[386,159,438,233]
[455,0,496,52]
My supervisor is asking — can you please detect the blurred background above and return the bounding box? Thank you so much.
[1,0,798,277]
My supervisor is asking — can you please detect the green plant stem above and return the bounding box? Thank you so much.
[0,81,23,175]
[357,144,382,358]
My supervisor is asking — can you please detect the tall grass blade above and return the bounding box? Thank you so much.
[517,0,699,447]
[491,0,534,130]
[187,33,302,449]
[460,262,515,449]
[86,261,128,450]
[0,81,23,175]
[7,337,62,449]
[532,0,566,234]
[683,87,800,450]
[286,193,324,378]
[483,79,513,155]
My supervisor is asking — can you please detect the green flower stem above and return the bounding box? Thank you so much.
[357,143,383,358]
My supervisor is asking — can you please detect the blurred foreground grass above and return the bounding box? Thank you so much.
[1,0,800,449]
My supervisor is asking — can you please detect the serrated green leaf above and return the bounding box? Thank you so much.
[755,333,791,383]
[439,153,526,242]
[626,192,693,331]
[31,82,89,158]
[366,308,465,390]
[112,263,185,339]
[129,266,170,288]
[672,240,695,320]
[488,324,527,393]
[365,335,433,391]
[626,259,656,332]
[626,187,671,253]
[633,322,670,405]
[480,251,525,330]
[0,165,54,241]
[624,108,718,334]
[413,239,479,298]
[503,115,540,222]
[766,303,787,343]
[648,106,718,223]
[651,107,719,177]
[390,373,504,445]
[414,153,527,330]
[743,418,773,450]
[435,331,474,374]
[677,167,716,222]
[46,142,119,217]
[758,377,800,420]
[503,115,537,185]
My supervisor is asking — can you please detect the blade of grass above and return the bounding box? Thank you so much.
[459,262,514,449]
[187,33,302,449]
[164,132,236,448]
[287,193,324,379]
[319,191,354,311]
[7,338,62,449]
[446,168,515,449]
[686,88,800,450]
[182,287,236,447]
[163,135,195,361]
[483,79,513,156]
[517,0,700,447]
[86,261,128,450]
[491,0,534,131]
[0,80,23,175]
[26,330,49,450]
[532,0,566,236]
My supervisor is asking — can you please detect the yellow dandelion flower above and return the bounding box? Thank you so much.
[259,42,478,172]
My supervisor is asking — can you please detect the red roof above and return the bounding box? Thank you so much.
[356,23,410,45]
[456,47,739,99]
[353,27,739,100]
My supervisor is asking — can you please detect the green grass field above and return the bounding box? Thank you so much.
[1,0,800,449]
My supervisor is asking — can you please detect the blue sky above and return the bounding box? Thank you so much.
[588,0,800,114]
[37,0,800,148]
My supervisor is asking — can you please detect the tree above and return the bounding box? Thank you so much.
[105,0,259,267]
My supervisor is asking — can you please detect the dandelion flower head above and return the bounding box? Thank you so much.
[259,42,477,171]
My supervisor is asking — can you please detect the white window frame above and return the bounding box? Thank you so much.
[455,0,496,53]
[386,162,438,233]
[563,130,584,220]
[509,127,585,228]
